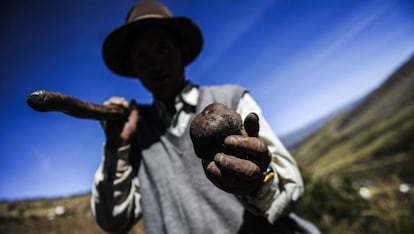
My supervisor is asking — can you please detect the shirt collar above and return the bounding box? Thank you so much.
[178,81,199,107]
[154,81,199,114]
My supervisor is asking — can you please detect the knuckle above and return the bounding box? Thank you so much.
[256,140,268,153]
[213,153,226,165]
[224,135,238,145]
[244,163,260,176]
[105,96,129,106]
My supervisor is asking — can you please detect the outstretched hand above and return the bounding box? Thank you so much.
[192,110,271,195]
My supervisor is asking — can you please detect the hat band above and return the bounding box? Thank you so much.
[131,14,169,22]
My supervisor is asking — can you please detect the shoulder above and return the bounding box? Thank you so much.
[196,84,247,111]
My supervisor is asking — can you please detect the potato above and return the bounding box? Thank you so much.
[190,103,246,158]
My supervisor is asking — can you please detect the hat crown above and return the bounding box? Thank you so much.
[103,1,203,78]
[126,1,172,23]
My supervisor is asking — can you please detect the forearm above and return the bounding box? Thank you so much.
[91,145,142,233]
[241,152,304,223]
[237,93,304,223]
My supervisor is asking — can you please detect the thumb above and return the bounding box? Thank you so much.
[243,112,259,137]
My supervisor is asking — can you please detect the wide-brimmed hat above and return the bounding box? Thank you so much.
[102,1,203,78]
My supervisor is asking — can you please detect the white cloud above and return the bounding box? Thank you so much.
[246,1,414,134]
[254,1,393,99]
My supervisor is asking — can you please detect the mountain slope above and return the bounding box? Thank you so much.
[294,55,414,179]
[280,99,360,150]
[293,56,414,233]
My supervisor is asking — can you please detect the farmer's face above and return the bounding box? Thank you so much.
[130,29,185,100]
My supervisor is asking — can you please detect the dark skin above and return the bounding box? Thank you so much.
[101,28,270,195]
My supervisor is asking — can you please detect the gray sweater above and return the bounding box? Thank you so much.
[138,85,246,234]
[92,84,312,234]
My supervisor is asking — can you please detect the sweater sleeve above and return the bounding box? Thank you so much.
[236,92,304,224]
[91,145,142,234]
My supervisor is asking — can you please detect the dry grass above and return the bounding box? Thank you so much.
[0,193,144,234]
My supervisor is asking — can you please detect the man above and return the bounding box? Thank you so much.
[91,1,318,233]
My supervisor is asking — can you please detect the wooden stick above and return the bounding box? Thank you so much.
[26,90,134,120]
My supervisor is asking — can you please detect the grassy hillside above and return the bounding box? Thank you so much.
[293,56,414,233]
[0,193,144,233]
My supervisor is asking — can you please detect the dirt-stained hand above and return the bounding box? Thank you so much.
[101,97,139,150]
[203,113,270,195]
[190,104,271,195]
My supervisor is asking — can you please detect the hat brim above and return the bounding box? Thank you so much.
[102,17,203,78]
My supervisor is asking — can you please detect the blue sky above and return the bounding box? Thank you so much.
[1,0,414,200]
